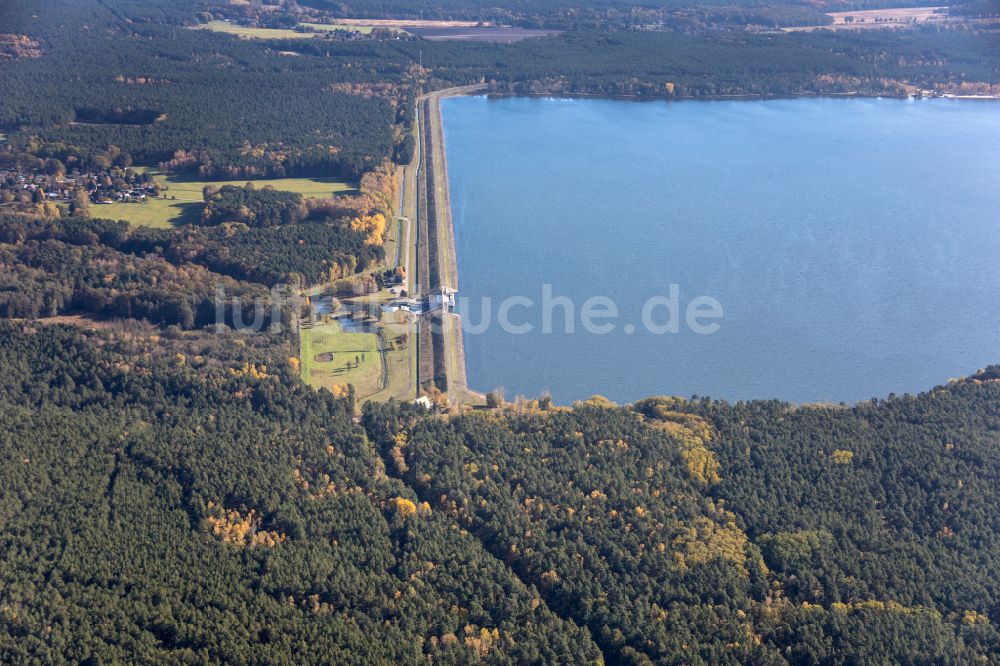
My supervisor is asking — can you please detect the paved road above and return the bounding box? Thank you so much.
[394,216,411,293]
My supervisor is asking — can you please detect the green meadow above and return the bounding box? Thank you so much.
[193,21,315,39]
[101,170,355,229]
[299,319,383,398]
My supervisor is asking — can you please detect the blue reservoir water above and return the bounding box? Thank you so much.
[443,96,1000,404]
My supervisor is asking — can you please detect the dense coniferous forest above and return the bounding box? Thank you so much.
[2,0,999,662]
[201,186,309,228]
[149,221,386,286]
[401,28,1000,97]
[0,1,408,179]
[0,211,383,320]
[1,319,997,662]
[0,323,601,663]
[0,214,291,328]
[365,381,1000,663]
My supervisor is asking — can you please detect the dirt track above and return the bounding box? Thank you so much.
[331,19,479,28]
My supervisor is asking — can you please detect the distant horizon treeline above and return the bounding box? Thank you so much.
[0,0,412,182]
[2,0,998,186]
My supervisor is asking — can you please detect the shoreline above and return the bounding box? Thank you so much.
[481,90,1000,102]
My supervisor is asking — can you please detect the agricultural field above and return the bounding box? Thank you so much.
[300,318,383,398]
[370,314,416,402]
[829,6,948,25]
[192,20,388,39]
[785,6,949,31]
[100,170,355,228]
[95,196,201,228]
[192,21,316,39]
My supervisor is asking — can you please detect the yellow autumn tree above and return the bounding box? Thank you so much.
[575,395,617,409]
[673,516,749,573]
[205,502,286,548]
[229,362,270,379]
[393,497,418,518]
[831,449,854,465]
[634,398,721,485]
[682,447,721,485]
[350,213,388,246]
[389,431,409,474]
